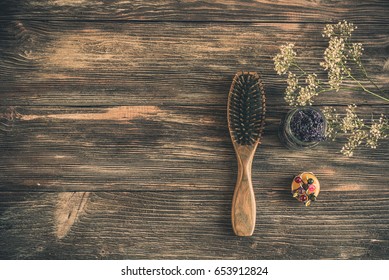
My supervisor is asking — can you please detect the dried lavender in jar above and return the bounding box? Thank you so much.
[279,107,327,150]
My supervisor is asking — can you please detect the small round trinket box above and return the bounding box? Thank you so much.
[291,172,320,206]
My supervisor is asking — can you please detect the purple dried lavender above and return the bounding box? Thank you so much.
[290,109,326,142]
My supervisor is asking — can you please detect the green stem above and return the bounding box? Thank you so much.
[315,88,333,95]
[316,85,361,95]
[348,74,389,102]
[292,63,308,75]
[357,62,384,94]
[342,40,388,101]
[364,124,388,129]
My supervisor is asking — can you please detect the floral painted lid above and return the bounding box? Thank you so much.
[291,172,320,206]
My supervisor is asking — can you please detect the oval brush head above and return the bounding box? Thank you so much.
[228,72,266,145]
[227,71,266,237]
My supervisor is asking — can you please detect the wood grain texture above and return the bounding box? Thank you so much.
[55,192,89,239]
[0,105,388,192]
[0,191,388,259]
[0,0,388,260]
[0,21,388,106]
[0,0,388,23]
[231,145,257,237]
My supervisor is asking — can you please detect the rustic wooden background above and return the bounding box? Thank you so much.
[0,0,388,259]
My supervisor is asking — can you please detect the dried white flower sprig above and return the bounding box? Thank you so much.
[274,20,388,105]
[323,106,388,157]
[274,21,388,156]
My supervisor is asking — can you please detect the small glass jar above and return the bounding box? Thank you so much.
[278,107,327,150]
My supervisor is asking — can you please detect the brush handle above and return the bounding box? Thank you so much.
[231,154,256,236]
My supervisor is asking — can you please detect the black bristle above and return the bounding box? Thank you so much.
[228,72,265,145]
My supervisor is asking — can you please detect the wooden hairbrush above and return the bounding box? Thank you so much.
[227,71,266,236]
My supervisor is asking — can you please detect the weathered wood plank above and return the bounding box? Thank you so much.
[1,105,388,192]
[0,0,388,23]
[0,0,388,262]
[0,191,388,259]
[55,192,90,239]
[0,21,388,106]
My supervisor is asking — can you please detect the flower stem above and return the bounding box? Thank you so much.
[316,88,333,95]
[292,63,308,75]
[357,62,384,94]
[348,74,389,102]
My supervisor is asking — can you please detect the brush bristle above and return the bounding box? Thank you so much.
[228,72,265,145]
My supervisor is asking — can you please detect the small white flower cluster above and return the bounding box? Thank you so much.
[296,74,319,106]
[322,106,340,140]
[320,21,363,91]
[285,72,319,106]
[366,115,388,149]
[273,43,296,75]
[320,37,348,91]
[273,21,388,157]
[324,105,388,157]
[322,20,356,38]
[285,72,298,105]
[339,105,367,157]
[350,43,364,66]
[341,130,368,157]
[340,104,364,132]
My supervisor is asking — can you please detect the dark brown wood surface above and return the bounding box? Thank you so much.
[0,0,388,259]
